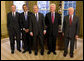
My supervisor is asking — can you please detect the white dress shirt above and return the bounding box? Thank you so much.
[12,11,16,16]
[24,11,28,16]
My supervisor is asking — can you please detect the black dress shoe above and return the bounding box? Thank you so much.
[47,51,51,54]
[17,49,21,52]
[35,52,38,55]
[22,50,27,53]
[11,50,14,54]
[63,52,67,57]
[70,54,73,58]
[29,50,32,54]
[53,51,56,55]
[40,51,44,55]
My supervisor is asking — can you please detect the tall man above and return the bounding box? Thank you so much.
[20,4,33,54]
[45,3,61,55]
[62,7,79,58]
[7,5,21,54]
[30,5,46,55]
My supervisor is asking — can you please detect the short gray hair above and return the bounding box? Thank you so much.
[68,7,74,11]
[50,3,56,7]
[33,5,39,9]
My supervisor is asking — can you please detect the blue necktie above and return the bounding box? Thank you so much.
[36,13,38,21]
[25,13,27,21]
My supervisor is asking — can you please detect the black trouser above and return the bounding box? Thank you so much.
[48,34,57,52]
[22,31,31,51]
[64,37,75,54]
[33,33,44,52]
[8,28,21,51]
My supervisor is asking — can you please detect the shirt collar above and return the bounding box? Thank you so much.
[24,11,28,15]
[69,14,74,21]
[51,12,55,14]
[12,11,16,16]
[35,12,38,16]
[69,15,73,18]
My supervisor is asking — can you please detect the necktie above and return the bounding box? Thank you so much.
[52,13,54,24]
[13,12,15,17]
[25,12,27,21]
[69,16,72,25]
[36,13,38,21]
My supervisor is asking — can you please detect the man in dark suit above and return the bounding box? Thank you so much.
[45,3,61,55]
[20,4,33,54]
[62,7,79,58]
[7,5,21,54]
[30,5,46,55]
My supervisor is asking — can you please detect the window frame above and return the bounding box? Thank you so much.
[13,1,26,13]
[37,1,50,16]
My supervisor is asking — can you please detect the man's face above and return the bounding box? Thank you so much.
[50,5,56,12]
[23,5,28,12]
[11,5,16,12]
[68,8,74,16]
[33,6,38,13]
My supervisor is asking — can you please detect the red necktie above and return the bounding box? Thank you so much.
[69,16,72,25]
[52,13,54,24]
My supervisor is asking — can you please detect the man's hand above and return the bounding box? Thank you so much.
[25,29,29,33]
[43,30,46,35]
[30,32,33,36]
[62,33,64,36]
[26,29,29,32]
[75,35,79,40]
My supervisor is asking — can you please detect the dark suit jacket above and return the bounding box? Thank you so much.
[62,15,79,38]
[45,12,61,36]
[7,12,20,32]
[20,11,33,29]
[29,13,46,36]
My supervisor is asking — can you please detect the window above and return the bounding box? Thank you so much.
[13,1,25,13]
[63,1,76,16]
[37,1,50,16]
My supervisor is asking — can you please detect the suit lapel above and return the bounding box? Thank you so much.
[28,12,29,16]
[72,15,75,24]
[38,13,40,22]
[15,12,17,18]
[10,12,12,17]
[54,12,56,24]
[49,12,52,24]
[10,12,13,20]
[67,15,70,25]
[33,14,37,23]
[23,12,25,21]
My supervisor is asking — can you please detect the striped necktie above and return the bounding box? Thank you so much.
[69,15,72,25]
[52,13,54,24]
[36,13,38,21]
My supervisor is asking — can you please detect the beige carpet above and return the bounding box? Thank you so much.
[1,38,83,60]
